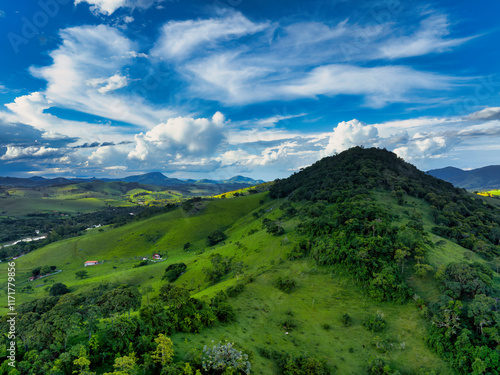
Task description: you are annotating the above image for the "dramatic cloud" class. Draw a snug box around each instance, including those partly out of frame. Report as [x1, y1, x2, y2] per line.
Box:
[1, 146, 64, 161]
[180, 11, 459, 107]
[128, 112, 227, 162]
[30, 25, 175, 128]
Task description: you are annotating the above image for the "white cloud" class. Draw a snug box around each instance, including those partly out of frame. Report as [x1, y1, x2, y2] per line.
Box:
[1, 146, 62, 161]
[88, 144, 129, 165]
[377, 14, 474, 59]
[169, 11, 468, 107]
[323, 119, 379, 155]
[128, 112, 227, 162]
[152, 10, 269, 59]
[74, 0, 165, 15]
[467, 107, 500, 121]
[189, 57, 453, 106]
[1, 91, 130, 144]
[26, 25, 175, 130]
[393, 134, 458, 161]
[87, 73, 129, 94]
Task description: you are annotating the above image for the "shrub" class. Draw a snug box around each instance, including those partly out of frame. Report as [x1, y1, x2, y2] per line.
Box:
[202, 341, 251, 375]
[162, 262, 187, 282]
[363, 313, 387, 333]
[210, 292, 236, 323]
[207, 230, 227, 246]
[275, 276, 297, 293]
[341, 313, 352, 327]
[367, 356, 393, 375]
[133, 260, 149, 268]
[247, 228, 258, 236]
[49, 283, 70, 296]
[203, 254, 233, 284]
[226, 282, 245, 297]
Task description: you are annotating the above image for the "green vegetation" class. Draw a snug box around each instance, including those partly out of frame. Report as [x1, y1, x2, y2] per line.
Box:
[1, 147, 500, 374]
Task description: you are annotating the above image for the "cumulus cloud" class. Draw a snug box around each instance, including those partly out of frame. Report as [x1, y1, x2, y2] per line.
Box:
[393, 134, 459, 161]
[152, 10, 269, 59]
[87, 73, 129, 94]
[128, 112, 227, 162]
[323, 119, 379, 155]
[1, 146, 63, 161]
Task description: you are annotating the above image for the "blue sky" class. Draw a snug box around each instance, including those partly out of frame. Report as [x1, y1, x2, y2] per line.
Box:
[0, 0, 499, 180]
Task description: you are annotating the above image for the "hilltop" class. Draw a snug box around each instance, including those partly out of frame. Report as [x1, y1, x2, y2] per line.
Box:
[428, 164, 500, 191]
[1, 147, 499, 375]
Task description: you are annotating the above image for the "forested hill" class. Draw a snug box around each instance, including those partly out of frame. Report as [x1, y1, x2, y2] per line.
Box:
[270, 146, 456, 201]
[271, 146, 500, 257]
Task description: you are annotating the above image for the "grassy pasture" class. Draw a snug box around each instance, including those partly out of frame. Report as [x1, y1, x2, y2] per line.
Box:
[0, 190, 474, 373]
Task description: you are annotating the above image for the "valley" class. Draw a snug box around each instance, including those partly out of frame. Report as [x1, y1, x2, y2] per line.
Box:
[0, 148, 499, 375]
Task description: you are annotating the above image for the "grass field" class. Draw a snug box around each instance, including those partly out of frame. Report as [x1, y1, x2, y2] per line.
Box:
[2, 190, 488, 373]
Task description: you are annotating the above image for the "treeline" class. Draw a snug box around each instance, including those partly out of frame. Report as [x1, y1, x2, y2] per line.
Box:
[0, 204, 178, 261]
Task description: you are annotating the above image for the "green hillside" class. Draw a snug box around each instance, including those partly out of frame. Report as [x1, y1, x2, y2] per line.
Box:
[1, 147, 499, 375]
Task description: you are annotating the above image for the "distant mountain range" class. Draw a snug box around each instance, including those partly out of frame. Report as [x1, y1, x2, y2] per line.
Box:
[0, 172, 265, 188]
[427, 165, 500, 191]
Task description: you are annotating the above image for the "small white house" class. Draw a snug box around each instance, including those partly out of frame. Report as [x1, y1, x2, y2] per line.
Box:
[153, 254, 161, 260]
[84, 260, 99, 267]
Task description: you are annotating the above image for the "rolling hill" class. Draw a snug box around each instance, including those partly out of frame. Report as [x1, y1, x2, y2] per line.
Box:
[1, 147, 499, 375]
[0, 172, 265, 189]
[428, 164, 500, 191]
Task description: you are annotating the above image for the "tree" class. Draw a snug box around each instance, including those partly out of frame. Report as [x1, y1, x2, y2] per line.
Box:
[113, 353, 137, 374]
[32, 266, 42, 277]
[75, 270, 89, 279]
[203, 254, 232, 284]
[468, 294, 497, 335]
[206, 230, 227, 246]
[98, 285, 141, 319]
[162, 263, 187, 282]
[73, 346, 93, 375]
[202, 341, 250, 375]
[151, 334, 174, 368]
[491, 257, 500, 274]
[49, 283, 70, 296]
[41, 265, 52, 275]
